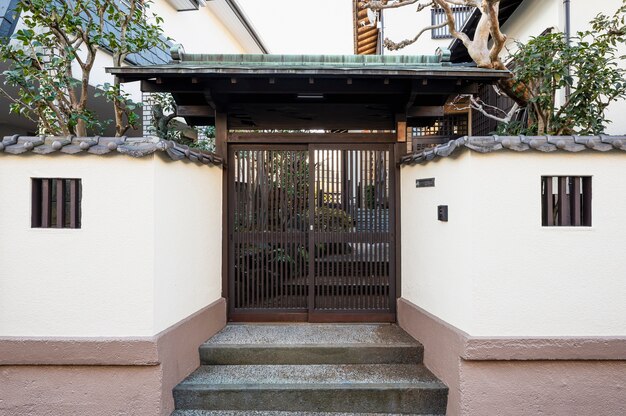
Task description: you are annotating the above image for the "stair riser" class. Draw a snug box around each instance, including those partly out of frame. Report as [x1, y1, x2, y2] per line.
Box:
[200, 346, 423, 365]
[174, 386, 448, 415]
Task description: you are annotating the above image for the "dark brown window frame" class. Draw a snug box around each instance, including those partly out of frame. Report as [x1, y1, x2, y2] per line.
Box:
[541, 176, 592, 227]
[31, 178, 82, 229]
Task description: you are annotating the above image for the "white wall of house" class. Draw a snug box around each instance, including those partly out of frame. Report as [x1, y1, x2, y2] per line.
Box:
[380, 6, 451, 56]
[153, 1, 250, 54]
[401, 150, 626, 337]
[0, 154, 223, 337]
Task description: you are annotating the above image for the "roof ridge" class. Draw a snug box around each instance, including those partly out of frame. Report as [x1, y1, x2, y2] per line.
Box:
[401, 135, 626, 165]
[0, 135, 222, 167]
[168, 44, 448, 65]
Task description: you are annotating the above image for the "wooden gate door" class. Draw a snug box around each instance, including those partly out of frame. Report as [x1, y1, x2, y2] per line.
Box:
[229, 144, 395, 322]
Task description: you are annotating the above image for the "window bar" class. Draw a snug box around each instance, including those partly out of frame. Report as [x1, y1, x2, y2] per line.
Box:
[557, 177, 570, 226]
[582, 177, 592, 227]
[570, 177, 581, 226]
[542, 176, 554, 226]
[56, 179, 65, 228]
[31, 179, 42, 228]
[41, 179, 52, 228]
[69, 179, 80, 229]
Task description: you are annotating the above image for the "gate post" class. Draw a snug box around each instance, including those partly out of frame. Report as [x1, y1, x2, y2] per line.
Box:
[216, 112, 229, 306]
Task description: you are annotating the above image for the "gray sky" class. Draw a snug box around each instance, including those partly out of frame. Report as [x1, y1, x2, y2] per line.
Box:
[237, 0, 354, 54]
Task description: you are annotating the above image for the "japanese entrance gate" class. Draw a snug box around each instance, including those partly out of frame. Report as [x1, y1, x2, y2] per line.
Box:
[110, 52, 509, 322]
[229, 143, 396, 322]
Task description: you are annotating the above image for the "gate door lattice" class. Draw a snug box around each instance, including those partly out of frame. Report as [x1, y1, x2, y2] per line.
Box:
[229, 144, 395, 322]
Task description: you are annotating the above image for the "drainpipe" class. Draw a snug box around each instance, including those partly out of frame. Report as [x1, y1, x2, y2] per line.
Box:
[564, 0, 571, 99]
[378, 10, 385, 55]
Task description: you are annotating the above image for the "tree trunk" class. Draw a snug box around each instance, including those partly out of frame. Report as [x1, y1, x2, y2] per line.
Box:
[75, 119, 87, 137]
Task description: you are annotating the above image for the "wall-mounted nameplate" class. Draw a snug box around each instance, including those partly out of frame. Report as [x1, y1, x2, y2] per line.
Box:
[416, 178, 435, 188]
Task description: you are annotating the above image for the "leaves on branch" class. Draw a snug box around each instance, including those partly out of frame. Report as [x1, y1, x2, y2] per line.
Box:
[0, 0, 167, 136]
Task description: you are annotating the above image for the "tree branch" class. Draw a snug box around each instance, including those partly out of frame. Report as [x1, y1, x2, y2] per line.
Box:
[360, 0, 421, 11]
[0, 87, 39, 124]
[454, 94, 521, 123]
[384, 21, 447, 50]
[487, 0, 507, 68]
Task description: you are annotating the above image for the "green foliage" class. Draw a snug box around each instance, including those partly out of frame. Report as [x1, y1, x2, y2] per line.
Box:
[94, 82, 141, 132]
[148, 92, 216, 151]
[0, 0, 166, 136]
[311, 207, 353, 233]
[364, 184, 376, 209]
[504, 2, 626, 135]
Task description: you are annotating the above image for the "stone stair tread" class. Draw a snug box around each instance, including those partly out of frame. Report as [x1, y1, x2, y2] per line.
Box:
[172, 411, 443, 416]
[176, 364, 445, 388]
[203, 324, 419, 346]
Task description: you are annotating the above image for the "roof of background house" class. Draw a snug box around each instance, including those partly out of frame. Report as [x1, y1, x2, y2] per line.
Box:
[0, 135, 222, 166]
[224, 0, 269, 53]
[401, 135, 626, 165]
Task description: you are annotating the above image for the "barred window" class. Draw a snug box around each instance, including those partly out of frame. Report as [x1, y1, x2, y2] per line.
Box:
[410, 114, 469, 153]
[541, 176, 592, 227]
[32, 178, 82, 229]
[431, 6, 474, 39]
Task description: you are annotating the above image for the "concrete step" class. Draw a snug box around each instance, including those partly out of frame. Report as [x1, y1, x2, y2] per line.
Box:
[200, 324, 423, 365]
[172, 411, 444, 416]
[173, 364, 448, 415]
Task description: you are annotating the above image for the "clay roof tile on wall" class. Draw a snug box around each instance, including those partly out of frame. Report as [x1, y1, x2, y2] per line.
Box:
[401, 135, 626, 165]
[0, 135, 222, 166]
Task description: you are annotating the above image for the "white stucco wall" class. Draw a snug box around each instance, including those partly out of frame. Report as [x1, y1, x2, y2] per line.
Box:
[0, 153, 223, 337]
[153, 157, 223, 333]
[401, 151, 626, 336]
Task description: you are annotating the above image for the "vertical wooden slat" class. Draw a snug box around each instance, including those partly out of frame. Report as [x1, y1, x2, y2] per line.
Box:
[324, 149, 329, 310]
[308, 146, 316, 314]
[69, 180, 78, 229]
[542, 176, 554, 226]
[31, 179, 42, 228]
[365, 150, 371, 311]
[248, 152, 252, 305]
[56, 179, 65, 228]
[583, 177, 592, 227]
[41, 179, 52, 228]
[259, 151, 265, 308]
[558, 176, 570, 226]
[232, 150, 237, 310]
[570, 177, 581, 226]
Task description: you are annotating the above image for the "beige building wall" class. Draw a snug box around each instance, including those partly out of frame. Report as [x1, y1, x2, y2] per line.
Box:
[0, 153, 223, 337]
[153, 1, 251, 54]
[401, 151, 626, 337]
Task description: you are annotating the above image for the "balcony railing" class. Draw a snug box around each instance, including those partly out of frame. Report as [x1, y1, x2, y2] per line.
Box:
[431, 6, 474, 39]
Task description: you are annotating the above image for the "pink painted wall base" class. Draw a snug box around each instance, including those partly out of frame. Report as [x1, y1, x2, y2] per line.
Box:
[398, 298, 626, 416]
[0, 298, 227, 416]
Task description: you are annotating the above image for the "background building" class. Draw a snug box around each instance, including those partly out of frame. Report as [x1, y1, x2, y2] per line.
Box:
[0, 0, 267, 137]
